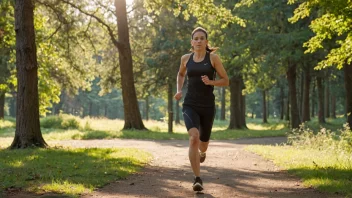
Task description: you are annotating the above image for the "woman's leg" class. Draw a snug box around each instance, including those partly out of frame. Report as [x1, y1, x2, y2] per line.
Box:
[199, 141, 209, 153]
[188, 127, 201, 176]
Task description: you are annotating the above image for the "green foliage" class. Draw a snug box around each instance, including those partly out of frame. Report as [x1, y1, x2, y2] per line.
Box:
[287, 122, 352, 152]
[289, 0, 352, 69]
[0, 118, 14, 129]
[0, 147, 151, 196]
[41, 114, 80, 130]
[0, 0, 15, 93]
[144, 0, 246, 27]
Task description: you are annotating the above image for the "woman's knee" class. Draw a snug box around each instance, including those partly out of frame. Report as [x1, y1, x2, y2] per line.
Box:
[188, 128, 200, 146]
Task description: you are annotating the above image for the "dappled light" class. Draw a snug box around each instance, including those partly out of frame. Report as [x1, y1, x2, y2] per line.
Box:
[0, 147, 151, 196]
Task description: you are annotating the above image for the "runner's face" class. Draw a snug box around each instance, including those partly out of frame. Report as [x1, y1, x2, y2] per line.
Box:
[191, 31, 208, 51]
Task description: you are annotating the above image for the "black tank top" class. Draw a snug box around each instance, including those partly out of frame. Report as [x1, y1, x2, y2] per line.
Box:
[184, 52, 216, 107]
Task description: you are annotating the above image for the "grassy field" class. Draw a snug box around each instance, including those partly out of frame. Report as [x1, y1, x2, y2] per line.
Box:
[0, 115, 292, 145]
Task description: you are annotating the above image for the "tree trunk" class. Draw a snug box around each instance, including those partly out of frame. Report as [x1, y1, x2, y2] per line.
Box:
[344, 63, 352, 129]
[228, 76, 242, 129]
[286, 90, 290, 121]
[240, 94, 247, 128]
[325, 78, 330, 118]
[317, 76, 326, 123]
[89, 101, 93, 117]
[220, 87, 226, 120]
[280, 86, 284, 120]
[302, 69, 311, 122]
[145, 97, 149, 121]
[167, 82, 173, 133]
[311, 78, 315, 118]
[175, 100, 180, 124]
[299, 71, 304, 117]
[10, 0, 47, 149]
[115, 0, 145, 130]
[104, 103, 108, 117]
[286, 63, 301, 128]
[0, 92, 4, 119]
[267, 95, 270, 118]
[331, 95, 336, 119]
[262, 90, 268, 123]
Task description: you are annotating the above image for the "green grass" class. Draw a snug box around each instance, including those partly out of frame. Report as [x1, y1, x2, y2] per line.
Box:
[0, 116, 289, 142]
[0, 147, 151, 197]
[246, 145, 352, 196]
[304, 117, 347, 133]
[1, 116, 348, 143]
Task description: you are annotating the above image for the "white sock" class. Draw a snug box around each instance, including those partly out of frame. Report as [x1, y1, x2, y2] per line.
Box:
[200, 151, 206, 157]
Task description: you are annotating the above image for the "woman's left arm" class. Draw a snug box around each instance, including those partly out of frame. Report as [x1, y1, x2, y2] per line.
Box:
[202, 54, 229, 86]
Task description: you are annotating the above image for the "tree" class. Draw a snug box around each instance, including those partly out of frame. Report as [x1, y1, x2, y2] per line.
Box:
[114, 0, 145, 129]
[58, 0, 145, 129]
[10, 0, 47, 148]
[289, 0, 352, 128]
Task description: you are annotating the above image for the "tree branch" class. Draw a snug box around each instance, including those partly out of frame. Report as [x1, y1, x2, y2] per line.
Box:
[58, 0, 123, 51]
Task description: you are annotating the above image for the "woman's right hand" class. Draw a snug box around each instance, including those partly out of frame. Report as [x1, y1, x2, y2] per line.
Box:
[174, 91, 182, 100]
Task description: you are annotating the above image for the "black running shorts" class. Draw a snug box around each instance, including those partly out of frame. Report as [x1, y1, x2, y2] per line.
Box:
[182, 104, 216, 142]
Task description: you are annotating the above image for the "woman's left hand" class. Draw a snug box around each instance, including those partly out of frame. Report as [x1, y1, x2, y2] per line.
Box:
[201, 75, 213, 85]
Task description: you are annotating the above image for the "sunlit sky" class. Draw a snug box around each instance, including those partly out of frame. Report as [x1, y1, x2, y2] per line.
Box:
[126, 0, 134, 6]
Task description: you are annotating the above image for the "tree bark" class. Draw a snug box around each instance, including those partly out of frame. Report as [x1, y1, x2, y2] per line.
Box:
[228, 76, 242, 129]
[10, 0, 47, 148]
[89, 101, 93, 117]
[167, 82, 173, 133]
[299, 71, 304, 117]
[344, 63, 352, 129]
[240, 94, 247, 128]
[104, 103, 108, 117]
[331, 95, 336, 119]
[311, 78, 315, 118]
[302, 69, 311, 122]
[286, 90, 290, 121]
[0, 92, 4, 119]
[286, 63, 301, 128]
[262, 90, 268, 123]
[280, 86, 284, 120]
[115, 0, 145, 130]
[325, 78, 330, 118]
[145, 97, 149, 121]
[317, 76, 326, 123]
[220, 87, 226, 120]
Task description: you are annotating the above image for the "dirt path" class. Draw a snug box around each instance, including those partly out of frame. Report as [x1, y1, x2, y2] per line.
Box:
[4, 137, 342, 198]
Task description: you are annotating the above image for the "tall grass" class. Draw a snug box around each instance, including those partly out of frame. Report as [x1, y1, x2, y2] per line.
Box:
[287, 122, 352, 152]
[247, 121, 352, 196]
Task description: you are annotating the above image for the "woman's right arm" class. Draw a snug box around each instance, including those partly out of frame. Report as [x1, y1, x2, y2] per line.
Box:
[174, 55, 188, 100]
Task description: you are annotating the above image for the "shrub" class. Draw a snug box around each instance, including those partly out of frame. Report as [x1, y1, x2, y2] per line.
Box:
[41, 114, 80, 129]
[287, 122, 352, 152]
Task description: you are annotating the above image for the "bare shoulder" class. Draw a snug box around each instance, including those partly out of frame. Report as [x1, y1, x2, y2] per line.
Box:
[181, 53, 192, 61]
[210, 53, 221, 68]
[210, 53, 220, 61]
[181, 53, 192, 66]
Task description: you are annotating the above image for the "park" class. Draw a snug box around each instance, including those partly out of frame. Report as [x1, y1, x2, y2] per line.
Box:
[0, 0, 351, 197]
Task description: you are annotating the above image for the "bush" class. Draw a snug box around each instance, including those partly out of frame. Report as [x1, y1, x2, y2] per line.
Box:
[41, 114, 80, 129]
[287, 122, 352, 152]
